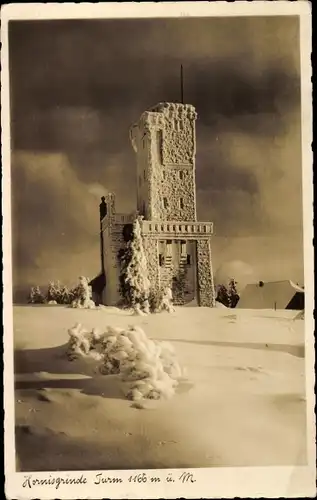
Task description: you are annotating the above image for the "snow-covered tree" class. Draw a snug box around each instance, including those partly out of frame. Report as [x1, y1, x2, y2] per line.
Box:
[124, 218, 150, 313]
[227, 278, 240, 308]
[71, 276, 95, 309]
[46, 280, 72, 304]
[216, 284, 230, 308]
[118, 246, 133, 306]
[47, 281, 60, 303]
[216, 278, 240, 308]
[28, 285, 46, 304]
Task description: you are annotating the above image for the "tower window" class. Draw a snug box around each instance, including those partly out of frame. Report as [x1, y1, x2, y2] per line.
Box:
[163, 197, 168, 209]
[179, 171, 184, 180]
[180, 197, 184, 209]
[157, 130, 163, 163]
[166, 241, 172, 257]
[163, 170, 166, 180]
[144, 170, 146, 181]
[159, 254, 165, 267]
[187, 254, 191, 265]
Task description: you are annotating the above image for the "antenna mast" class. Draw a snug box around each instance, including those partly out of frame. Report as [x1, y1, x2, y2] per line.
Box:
[180, 64, 184, 104]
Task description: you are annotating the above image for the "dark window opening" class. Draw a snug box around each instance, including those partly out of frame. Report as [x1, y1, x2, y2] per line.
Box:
[122, 224, 133, 243]
[179, 171, 184, 180]
[180, 197, 184, 209]
[157, 130, 163, 164]
[144, 170, 146, 181]
[163, 197, 168, 209]
[159, 254, 165, 267]
[187, 254, 191, 265]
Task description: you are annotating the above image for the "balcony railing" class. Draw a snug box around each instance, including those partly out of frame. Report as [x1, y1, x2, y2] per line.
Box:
[141, 220, 213, 237]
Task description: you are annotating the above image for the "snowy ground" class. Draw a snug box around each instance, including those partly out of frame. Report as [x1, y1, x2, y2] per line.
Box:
[13, 305, 307, 471]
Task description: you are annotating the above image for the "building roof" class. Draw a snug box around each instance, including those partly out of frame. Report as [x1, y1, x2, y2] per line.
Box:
[237, 280, 304, 310]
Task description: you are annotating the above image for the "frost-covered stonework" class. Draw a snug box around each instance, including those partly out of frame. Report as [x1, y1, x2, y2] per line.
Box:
[197, 239, 216, 307]
[67, 323, 183, 401]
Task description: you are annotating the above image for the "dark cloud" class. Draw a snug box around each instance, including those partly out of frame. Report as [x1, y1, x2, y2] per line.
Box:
[8, 16, 303, 291]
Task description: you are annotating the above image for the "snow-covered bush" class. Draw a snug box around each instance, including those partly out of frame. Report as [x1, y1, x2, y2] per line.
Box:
[66, 323, 183, 401]
[148, 286, 175, 313]
[216, 278, 240, 308]
[71, 276, 95, 309]
[28, 286, 46, 304]
[159, 286, 175, 313]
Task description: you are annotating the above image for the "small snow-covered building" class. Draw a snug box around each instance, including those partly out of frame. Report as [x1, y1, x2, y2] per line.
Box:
[236, 280, 305, 310]
[91, 102, 216, 307]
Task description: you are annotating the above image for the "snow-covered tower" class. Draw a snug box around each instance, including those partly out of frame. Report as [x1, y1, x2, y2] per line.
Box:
[94, 102, 216, 307]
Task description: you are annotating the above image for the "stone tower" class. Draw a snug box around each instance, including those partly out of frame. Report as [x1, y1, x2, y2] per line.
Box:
[93, 102, 215, 308]
[130, 102, 197, 222]
[129, 102, 216, 307]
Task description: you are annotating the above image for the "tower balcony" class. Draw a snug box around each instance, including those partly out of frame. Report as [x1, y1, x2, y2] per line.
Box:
[141, 220, 213, 239]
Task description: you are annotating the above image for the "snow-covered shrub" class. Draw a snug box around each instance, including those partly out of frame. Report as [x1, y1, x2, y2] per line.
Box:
[216, 278, 240, 308]
[148, 289, 162, 313]
[159, 286, 175, 313]
[71, 276, 95, 309]
[28, 286, 46, 304]
[149, 286, 175, 313]
[66, 323, 183, 401]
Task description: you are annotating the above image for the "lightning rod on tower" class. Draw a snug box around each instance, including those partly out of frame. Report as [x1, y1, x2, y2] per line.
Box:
[180, 64, 184, 104]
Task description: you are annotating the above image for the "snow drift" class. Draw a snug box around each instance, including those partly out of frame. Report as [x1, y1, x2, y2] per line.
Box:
[66, 323, 183, 401]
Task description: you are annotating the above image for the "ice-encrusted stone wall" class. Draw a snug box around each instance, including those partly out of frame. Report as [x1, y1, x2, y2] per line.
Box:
[197, 239, 216, 307]
[130, 102, 197, 222]
[158, 167, 196, 221]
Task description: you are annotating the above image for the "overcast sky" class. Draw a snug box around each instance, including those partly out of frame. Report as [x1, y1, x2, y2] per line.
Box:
[9, 16, 304, 292]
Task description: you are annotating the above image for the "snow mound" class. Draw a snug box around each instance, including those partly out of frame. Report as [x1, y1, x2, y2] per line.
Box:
[66, 323, 183, 401]
[293, 310, 304, 320]
[215, 300, 228, 309]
